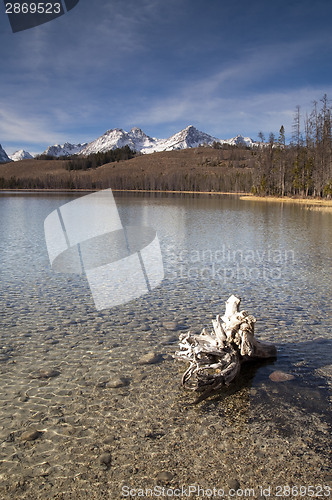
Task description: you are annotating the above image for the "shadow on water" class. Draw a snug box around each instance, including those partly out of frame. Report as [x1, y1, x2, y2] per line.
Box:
[192, 357, 275, 405]
[194, 338, 332, 432]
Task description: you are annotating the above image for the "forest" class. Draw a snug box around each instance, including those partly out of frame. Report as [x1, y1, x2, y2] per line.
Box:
[65, 145, 136, 170]
[252, 95, 332, 197]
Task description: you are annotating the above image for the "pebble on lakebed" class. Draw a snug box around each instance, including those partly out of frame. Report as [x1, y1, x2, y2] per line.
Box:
[31, 368, 60, 379]
[137, 352, 163, 365]
[20, 429, 43, 441]
[227, 478, 241, 490]
[99, 452, 112, 468]
[269, 370, 295, 382]
[106, 377, 129, 388]
[156, 471, 173, 482]
[162, 321, 179, 331]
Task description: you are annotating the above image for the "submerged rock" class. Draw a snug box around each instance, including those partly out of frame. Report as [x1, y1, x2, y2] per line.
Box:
[21, 429, 43, 441]
[106, 377, 129, 388]
[99, 452, 112, 467]
[31, 369, 60, 379]
[137, 352, 163, 365]
[269, 370, 295, 382]
[163, 321, 179, 331]
[227, 478, 241, 490]
[156, 471, 173, 482]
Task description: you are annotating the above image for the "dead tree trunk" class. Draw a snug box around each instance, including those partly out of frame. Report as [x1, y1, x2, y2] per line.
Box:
[174, 295, 277, 393]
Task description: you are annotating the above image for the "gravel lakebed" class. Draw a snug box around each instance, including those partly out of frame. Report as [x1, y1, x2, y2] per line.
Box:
[0, 290, 331, 499]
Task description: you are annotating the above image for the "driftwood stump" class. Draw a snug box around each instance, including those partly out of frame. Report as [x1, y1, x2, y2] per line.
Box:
[174, 295, 277, 394]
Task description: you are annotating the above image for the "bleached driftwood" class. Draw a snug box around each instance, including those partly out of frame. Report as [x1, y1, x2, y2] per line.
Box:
[174, 295, 277, 393]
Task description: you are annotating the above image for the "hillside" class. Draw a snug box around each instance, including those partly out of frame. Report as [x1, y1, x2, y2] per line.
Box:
[0, 147, 255, 192]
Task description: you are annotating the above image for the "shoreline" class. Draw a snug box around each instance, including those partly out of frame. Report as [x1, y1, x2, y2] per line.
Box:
[239, 194, 332, 210]
[0, 188, 244, 194]
[1, 188, 332, 209]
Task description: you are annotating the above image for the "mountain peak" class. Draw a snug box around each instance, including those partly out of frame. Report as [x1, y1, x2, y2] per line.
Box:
[221, 134, 256, 147]
[43, 142, 87, 157]
[185, 125, 197, 131]
[130, 126, 144, 133]
[163, 126, 218, 150]
[9, 149, 33, 161]
[129, 127, 151, 140]
[0, 144, 12, 163]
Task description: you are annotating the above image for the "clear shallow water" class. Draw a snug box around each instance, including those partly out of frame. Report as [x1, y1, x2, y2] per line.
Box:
[0, 191, 331, 499]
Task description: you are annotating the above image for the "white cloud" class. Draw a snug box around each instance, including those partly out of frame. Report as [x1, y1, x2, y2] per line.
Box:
[130, 85, 332, 140]
[0, 106, 68, 145]
[128, 40, 332, 139]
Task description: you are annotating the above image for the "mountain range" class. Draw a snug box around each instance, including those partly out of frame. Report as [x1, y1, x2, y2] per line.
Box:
[45, 126, 258, 157]
[1, 126, 259, 162]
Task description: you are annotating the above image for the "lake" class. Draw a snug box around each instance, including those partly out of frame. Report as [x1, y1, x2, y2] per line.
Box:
[0, 191, 331, 498]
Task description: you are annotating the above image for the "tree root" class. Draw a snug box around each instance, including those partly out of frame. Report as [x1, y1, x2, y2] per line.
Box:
[174, 295, 277, 393]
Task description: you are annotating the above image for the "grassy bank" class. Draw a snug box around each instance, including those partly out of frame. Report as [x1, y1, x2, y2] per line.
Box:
[240, 194, 332, 211]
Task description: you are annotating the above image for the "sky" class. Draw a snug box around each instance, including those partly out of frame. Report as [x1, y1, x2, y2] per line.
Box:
[1, 0, 332, 155]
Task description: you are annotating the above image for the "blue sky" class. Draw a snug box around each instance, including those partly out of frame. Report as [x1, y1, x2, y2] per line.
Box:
[1, 0, 332, 154]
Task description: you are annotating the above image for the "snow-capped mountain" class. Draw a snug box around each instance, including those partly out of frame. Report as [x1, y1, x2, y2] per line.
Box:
[142, 125, 218, 153]
[43, 142, 87, 157]
[0, 144, 12, 163]
[41, 127, 259, 158]
[162, 125, 218, 150]
[220, 135, 257, 148]
[9, 149, 33, 161]
[80, 125, 218, 156]
[80, 127, 156, 156]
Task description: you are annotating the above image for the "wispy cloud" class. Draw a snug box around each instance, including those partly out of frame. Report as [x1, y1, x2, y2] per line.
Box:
[130, 84, 332, 140]
[0, 106, 71, 146]
[128, 39, 332, 139]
